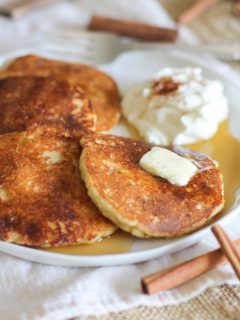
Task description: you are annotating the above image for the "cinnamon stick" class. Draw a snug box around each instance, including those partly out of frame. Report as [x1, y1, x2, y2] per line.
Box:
[212, 225, 240, 279]
[141, 239, 240, 295]
[88, 15, 178, 42]
[232, 0, 240, 17]
[177, 0, 220, 25]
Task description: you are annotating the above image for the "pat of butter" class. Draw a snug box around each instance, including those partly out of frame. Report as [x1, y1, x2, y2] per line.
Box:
[139, 147, 198, 186]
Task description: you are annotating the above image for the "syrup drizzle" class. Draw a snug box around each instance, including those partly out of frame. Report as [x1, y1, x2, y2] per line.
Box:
[44, 121, 240, 256]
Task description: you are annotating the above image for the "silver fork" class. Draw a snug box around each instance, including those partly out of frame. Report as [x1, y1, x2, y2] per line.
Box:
[34, 28, 240, 65]
[34, 29, 128, 64]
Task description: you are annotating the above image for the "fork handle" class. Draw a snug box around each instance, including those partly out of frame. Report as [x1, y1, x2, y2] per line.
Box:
[131, 42, 240, 61]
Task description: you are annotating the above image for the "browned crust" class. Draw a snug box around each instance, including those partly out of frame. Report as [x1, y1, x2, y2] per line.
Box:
[0, 127, 116, 247]
[80, 134, 224, 238]
[4, 55, 121, 132]
[0, 75, 96, 138]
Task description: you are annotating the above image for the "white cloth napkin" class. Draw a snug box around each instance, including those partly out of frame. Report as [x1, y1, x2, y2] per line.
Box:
[0, 1, 239, 320]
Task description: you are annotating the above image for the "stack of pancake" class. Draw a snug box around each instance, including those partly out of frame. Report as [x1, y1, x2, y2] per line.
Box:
[0, 55, 224, 248]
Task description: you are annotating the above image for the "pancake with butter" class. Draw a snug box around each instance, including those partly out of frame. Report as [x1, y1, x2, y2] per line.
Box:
[0, 126, 116, 247]
[80, 134, 224, 237]
[4, 55, 120, 132]
[0, 76, 96, 138]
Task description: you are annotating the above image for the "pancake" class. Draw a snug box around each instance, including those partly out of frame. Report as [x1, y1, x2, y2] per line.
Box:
[80, 134, 224, 238]
[0, 75, 96, 138]
[0, 126, 116, 247]
[4, 55, 121, 132]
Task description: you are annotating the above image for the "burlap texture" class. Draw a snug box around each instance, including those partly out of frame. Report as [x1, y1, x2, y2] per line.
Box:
[83, 285, 240, 320]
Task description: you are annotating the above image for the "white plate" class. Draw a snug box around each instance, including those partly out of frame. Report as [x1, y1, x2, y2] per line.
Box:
[0, 48, 240, 267]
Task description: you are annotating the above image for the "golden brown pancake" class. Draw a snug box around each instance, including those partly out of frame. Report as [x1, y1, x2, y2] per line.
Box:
[80, 134, 224, 238]
[4, 55, 121, 132]
[0, 126, 116, 247]
[0, 75, 96, 138]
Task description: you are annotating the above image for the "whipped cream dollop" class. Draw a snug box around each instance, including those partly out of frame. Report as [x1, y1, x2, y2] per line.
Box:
[122, 67, 228, 146]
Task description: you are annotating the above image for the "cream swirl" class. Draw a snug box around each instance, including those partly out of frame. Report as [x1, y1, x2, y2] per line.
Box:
[122, 67, 228, 146]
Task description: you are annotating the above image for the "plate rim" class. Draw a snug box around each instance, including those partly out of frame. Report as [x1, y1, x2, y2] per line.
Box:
[0, 47, 239, 267]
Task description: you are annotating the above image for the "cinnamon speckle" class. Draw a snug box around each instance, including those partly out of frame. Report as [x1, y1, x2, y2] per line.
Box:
[152, 77, 179, 95]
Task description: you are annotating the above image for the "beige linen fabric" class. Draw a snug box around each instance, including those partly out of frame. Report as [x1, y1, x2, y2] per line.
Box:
[164, 0, 240, 74]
